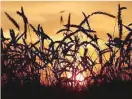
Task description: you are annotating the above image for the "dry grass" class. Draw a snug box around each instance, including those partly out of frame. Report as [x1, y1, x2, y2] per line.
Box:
[1, 4, 132, 89]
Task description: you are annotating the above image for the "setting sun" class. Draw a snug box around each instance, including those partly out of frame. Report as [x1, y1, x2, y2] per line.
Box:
[1, 1, 132, 99]
[76, 73, 84, 82]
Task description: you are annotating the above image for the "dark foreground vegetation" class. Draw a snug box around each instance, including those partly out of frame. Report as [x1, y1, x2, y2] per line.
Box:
[1, 4, 132, 99]
[2, 80, 132, 99]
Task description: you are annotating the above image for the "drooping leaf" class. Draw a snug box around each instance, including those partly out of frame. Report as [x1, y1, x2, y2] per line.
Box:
[123, 24, 132, 32]
[5, 12, 20, 30]
[107, 33, 112, 39]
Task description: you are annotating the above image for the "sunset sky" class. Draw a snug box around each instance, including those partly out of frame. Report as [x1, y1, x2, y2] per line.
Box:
[1, 1, 132, 86]
[1, 1, 132, 42]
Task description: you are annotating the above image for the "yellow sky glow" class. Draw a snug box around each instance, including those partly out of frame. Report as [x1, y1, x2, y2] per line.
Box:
[1, 1, 132, 86]
[1, 1, 132, 42]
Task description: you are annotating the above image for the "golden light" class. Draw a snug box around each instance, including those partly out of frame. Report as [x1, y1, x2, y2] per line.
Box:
[76, 73, 84, 82]
[66, 72, 85, 82]
[67, 72, 72, 78]
[66, 72, 86, 88]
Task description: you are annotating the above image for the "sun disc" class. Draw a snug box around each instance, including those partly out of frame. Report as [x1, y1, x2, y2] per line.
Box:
[76, 73, 84, 81]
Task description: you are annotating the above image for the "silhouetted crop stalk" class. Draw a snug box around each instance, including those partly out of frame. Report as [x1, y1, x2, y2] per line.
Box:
[1, 4, 132, 88]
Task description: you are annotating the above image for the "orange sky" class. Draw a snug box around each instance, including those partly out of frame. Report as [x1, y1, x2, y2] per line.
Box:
[1, 1, 132, 42]
[1, 1, 132, 85]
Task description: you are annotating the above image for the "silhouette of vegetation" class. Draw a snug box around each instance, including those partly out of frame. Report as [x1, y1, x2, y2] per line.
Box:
[1, 4, 132, 99]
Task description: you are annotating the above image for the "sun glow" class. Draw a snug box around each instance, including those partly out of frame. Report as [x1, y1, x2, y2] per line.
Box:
[76, 73, 84, 82]
[67, 72, 85, 82]
[65, 72, 86, 88]
[67, 72, 72, 78]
